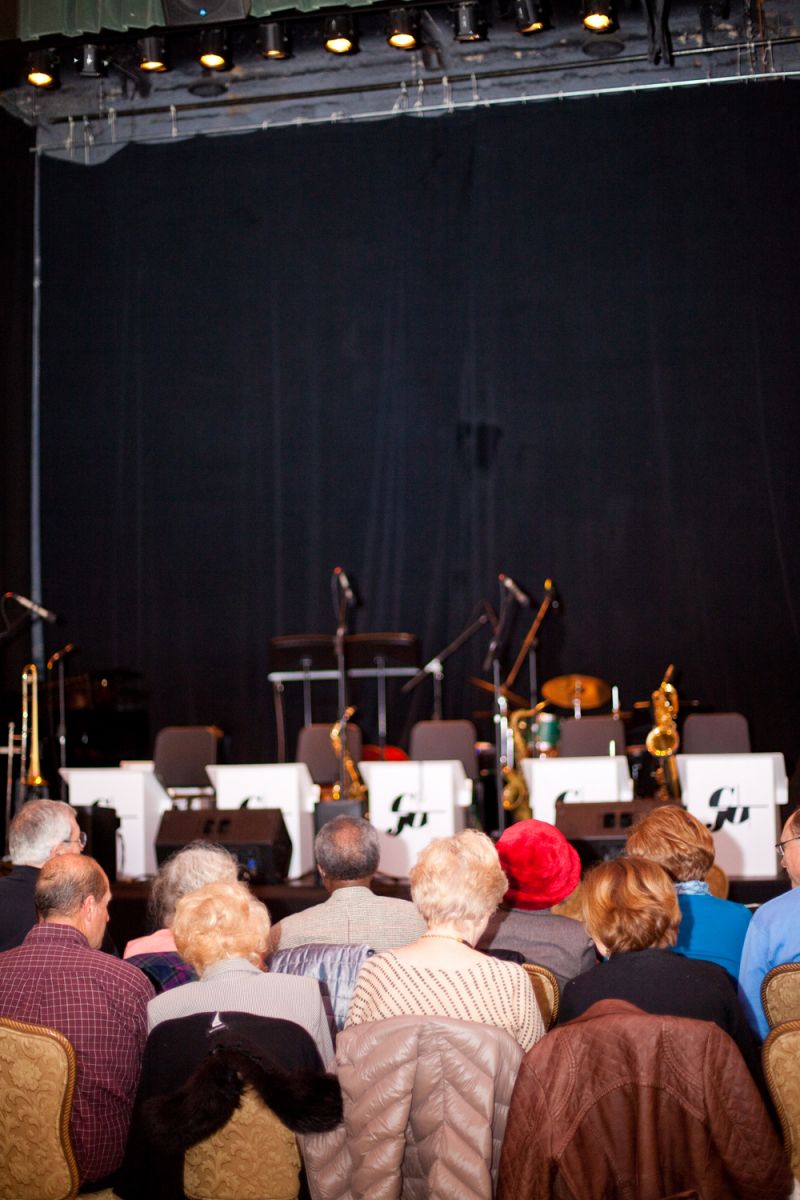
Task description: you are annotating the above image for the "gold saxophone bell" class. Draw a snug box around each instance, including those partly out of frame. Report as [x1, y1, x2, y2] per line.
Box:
[646, 665, 681, 801]
[21, 663, 48, 795]
[329, 706, 368, 803]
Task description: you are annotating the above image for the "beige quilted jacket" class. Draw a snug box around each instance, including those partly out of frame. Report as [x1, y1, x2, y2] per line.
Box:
[302, 1014, 524, 1200]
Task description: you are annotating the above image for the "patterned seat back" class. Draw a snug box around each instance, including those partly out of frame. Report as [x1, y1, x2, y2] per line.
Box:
[184, 1085, 301, 1200]
[522, 962, 560, 1029]
[763, 1019, 800, 1180]
[763, 963, 800, 1030]
[0, 1017, 78, 1200]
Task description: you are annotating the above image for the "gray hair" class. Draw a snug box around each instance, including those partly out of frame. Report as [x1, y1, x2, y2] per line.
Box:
[10, 800, 76, 867]
[150, 840, 239, 929]
[315, 816, 379, 880]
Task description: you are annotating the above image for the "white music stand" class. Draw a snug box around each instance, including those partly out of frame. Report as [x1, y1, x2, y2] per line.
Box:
[207, 763, 318, 880]
[359, 760, 471, 879]
[678, 752, 786, 878]
[523, 756, 634, 828]
[60, 766, 172, 878]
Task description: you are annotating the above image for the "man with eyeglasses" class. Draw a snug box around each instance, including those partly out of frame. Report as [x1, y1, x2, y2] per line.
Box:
[738, 809, 800, 1039]
[0, 798, 87, 952]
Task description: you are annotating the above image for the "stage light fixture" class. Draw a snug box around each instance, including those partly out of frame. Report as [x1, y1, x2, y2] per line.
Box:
[138, 36, 169, 71]
[453, 1, 487, 42]
[514, 0, 549, 32]
[387, 9, 419, 48]
[324, 14, 358, 53]
[75, 43, 109, 76]
[198, 28, 231, 69]
[26, 47, 59, 88]
[258, 21, 291, 58]
[582, 0, 615, 30]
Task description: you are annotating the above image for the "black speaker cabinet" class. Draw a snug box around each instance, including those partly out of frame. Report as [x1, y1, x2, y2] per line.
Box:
[162, 0, 249, 25]
[313, 799, 366, 835]
[155, 809, 292, 884]
[74, 804, 120, 883]
[555, 799, 665, 871]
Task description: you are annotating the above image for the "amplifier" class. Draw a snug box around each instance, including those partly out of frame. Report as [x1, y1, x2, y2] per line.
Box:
[155, 808, 292, 884]
[555, 799, 665, 871]
[74, 804, 119, 883]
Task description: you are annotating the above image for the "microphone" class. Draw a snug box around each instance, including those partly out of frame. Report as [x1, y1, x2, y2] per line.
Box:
[334, 567, 355, 603]
[499, 574, 531, 608]
[4, 592, 58, 623]
[544, 578, 561, 610]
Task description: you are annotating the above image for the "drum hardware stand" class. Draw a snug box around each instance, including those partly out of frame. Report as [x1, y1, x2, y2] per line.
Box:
[401, 601, 496, 720]
[46, 643, 76, 799]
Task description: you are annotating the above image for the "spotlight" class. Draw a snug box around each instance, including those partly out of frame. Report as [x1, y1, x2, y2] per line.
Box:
[138, 36, 169, 72]
[453, 1, 487, 42]
[324, 14, 358, 54]
[514, 0, 550, 32]
[198, 28, 231, 70]
[387, 9, 419, 48]
[258, 21, 291, 59]
[26, 47, 59, 88]
[74, 43, 109, 76]
[582, 0, 615, 30]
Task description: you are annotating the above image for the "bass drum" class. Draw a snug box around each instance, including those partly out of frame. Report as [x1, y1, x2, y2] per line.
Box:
[533, 711, 560, 756]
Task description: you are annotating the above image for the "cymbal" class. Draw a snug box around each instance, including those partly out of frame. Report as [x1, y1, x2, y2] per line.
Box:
[541, 674, 611, 711]
[468, 676, 530, 710]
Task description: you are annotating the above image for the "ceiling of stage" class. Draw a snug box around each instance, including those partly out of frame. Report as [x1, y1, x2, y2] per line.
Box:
[1, 0, 800, 157]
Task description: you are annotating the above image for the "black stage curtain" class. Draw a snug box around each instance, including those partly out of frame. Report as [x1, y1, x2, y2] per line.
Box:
[0, 110, 34, 692]
[35, 83, 800, 770]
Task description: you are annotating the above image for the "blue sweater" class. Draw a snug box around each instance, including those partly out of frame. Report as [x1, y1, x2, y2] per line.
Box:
[672, 891, 752, 980]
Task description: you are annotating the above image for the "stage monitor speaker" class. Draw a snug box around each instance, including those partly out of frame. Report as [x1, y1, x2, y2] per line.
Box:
[162, 0, 249, 25]
[313, 799, 366, 836]
[74, 804, 119, 883]
[155, 808, 292, 884]
[555, 799, 665, 871]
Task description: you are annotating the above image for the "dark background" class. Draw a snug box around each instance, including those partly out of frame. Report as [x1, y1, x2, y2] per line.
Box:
[2, 82, 800, 775]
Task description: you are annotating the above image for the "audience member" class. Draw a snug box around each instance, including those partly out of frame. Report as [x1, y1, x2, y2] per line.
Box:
[626, 804, 751, 978]
[267, 815, 426, 954]
[739, 808, 800, 1038]
[558, 856, 762, 1082]
[478, 818, 595, 987]
[123, 840, 238, 992]
[0, 855, 153, 1189]
[147, 879, 334, 1064]
[0, 799, 86, 951]
[345, 830, 544, 1051]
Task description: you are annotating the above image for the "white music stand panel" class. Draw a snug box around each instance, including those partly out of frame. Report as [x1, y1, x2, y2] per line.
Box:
[60, 767, 172, 878]
[359, 760, 470, 879]
[207, 763, 318, 880]
[523, 756, 634, 828]
[678, 753, 785, 879]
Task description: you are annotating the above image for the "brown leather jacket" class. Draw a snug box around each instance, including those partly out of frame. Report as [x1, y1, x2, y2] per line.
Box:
[498, 999, 792, 1200]
[303, 1014, 523, 1200]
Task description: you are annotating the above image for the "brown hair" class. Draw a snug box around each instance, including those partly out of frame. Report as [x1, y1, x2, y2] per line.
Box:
[625, 805, 714, 882]
[173, 880, 270, 974]
[35, 855, 108, 921]
[581, 856, 680, 955]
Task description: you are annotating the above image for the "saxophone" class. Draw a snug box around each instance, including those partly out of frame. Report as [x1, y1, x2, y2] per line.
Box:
[502, 702, 549, 822]
[329, 706, 368, 803]
[645, 664, 681, 802]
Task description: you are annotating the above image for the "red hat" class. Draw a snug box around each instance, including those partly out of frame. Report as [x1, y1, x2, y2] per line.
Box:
[496, 819, 581, 911]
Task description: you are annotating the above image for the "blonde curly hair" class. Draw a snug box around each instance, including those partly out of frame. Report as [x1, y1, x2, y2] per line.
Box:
[173, 879, 270, 974]
[410, 830, 507, 928]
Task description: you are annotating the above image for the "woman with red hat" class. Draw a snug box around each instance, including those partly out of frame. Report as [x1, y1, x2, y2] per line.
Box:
[478, 819, 596, 988]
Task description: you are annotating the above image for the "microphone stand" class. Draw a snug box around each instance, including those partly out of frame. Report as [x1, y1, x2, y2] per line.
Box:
[484, 589, 516, 833]
[47, 643, 75, 799]
[401, 603, 495, 720]
[504, 585, 556, 708]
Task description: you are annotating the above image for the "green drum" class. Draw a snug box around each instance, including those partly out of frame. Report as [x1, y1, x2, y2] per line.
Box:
[534, 711, 560, 756]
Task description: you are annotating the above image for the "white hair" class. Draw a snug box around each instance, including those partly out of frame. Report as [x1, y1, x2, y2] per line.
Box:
[150, 841, 239, 929]
[9, 800, 76, 867]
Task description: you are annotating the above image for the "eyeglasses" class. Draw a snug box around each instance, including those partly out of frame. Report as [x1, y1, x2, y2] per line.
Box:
[775, 835, 800, 858]
[63, 831, 88, 849]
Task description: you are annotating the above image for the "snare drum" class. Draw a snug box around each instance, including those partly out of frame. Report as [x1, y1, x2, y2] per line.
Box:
[534, 711, 560, 756]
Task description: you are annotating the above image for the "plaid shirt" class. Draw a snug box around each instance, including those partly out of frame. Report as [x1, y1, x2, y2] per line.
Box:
[0, 923, 154, 1184]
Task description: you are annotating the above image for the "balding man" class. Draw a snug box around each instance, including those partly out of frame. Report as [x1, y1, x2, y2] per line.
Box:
[0, 799, 86, 952]
[0, 855, 154, 1189]
[267, 815, 426, 954]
